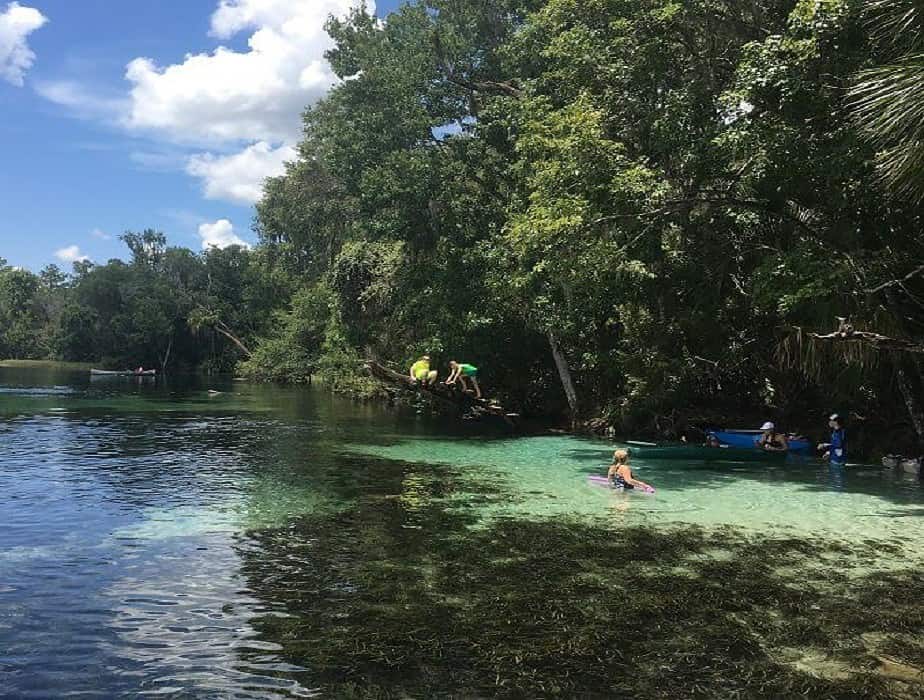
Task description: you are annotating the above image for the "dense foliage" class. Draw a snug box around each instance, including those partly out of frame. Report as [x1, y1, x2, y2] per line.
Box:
[3, 0, 924, 453]
[0, 233, 286, 373]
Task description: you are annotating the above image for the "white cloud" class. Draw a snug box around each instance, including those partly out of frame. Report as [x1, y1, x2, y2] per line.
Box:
[38, 0, 373, 207]
[55, 245, 90, 263]
[90, 228, 111, 240]
[34, 79, 127, 120]
[0, 2, 47, 86]
[198, 219, 250, 250]
[187, 141, 295, 205]
[122, 0, 369, 145]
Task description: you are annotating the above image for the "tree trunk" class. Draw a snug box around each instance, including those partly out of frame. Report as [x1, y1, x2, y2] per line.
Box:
[548, 330, 579, 426]
[215, 321, 252, 358]
[896, 364, 924, 447]
[160, 334, 173, 374]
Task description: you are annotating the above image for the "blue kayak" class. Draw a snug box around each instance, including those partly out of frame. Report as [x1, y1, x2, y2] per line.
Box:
[709, 429, 810, 453]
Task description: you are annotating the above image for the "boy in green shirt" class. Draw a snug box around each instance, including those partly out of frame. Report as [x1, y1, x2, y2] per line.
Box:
[446, 360, 481, 399]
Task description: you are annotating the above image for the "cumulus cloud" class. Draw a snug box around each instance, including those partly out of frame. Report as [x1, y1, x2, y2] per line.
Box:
[55, 245, 90, 263]
[123, 0, 368, 145]
[38, 0, 371, 206]
[0, 2, 47, 86]
[198, 219, 250, 250]
[90, 228, 111, 240]
[187, 141, 295, 205]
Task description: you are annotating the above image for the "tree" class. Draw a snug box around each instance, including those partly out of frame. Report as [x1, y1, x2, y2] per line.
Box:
[849, 0, 924, 201]
[0, 266, 47, 358]
[121, 229, 168, 270]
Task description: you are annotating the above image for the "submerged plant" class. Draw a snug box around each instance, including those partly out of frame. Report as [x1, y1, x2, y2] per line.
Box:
[233, 456, 923, 699]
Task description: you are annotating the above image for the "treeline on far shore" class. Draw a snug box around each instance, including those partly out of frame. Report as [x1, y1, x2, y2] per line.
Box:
[4, 0, 924, 456]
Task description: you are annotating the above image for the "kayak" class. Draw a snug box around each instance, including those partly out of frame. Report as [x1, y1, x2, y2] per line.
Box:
[627, 440, 788, 463]
[709, 429, 810, 453]
[90, 369, 157, 377]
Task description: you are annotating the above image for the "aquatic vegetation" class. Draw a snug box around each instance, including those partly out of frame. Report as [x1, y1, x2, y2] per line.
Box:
[3, 370, 921, 698]
[238, 465, 923, 698]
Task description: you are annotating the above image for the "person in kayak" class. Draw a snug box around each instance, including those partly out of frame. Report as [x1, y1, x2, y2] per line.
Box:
[818, 414, 847, 465]
[409, 355, 437, 386]
[608, 449, 654, 492]
[756, 422, 789, 452]
[446, 360, 482, 399]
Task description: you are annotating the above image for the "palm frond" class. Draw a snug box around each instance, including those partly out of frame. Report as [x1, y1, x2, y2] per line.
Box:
[848, 54, 924, 201]
[777, 326, 879, 380]
[865, 0, 924, 53]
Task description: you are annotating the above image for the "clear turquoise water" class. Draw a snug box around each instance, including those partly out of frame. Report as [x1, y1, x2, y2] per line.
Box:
[1, 367, 921, 697]
[348, 435, 924, 548]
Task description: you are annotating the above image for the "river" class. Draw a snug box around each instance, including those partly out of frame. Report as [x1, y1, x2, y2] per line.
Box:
[1, 367, 922, 698]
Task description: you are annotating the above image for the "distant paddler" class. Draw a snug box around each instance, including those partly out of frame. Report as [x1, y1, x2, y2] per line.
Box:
[446, 360, 481, 399]
[409, 355, 438, 386]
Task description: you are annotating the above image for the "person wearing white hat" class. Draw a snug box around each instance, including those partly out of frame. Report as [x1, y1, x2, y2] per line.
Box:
[756, 421, 789, 452]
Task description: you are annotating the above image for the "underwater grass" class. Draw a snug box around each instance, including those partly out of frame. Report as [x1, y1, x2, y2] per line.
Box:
[234, 458, 923, 699]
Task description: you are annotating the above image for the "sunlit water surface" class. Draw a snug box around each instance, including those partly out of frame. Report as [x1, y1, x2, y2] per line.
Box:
[1, 367, 921, 697]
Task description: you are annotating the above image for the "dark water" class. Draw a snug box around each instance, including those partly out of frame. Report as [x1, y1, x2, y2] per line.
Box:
[1, 367, 922, 699]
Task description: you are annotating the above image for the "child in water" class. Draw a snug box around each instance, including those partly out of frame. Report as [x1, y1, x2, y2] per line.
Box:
[608, 449, 654, 492]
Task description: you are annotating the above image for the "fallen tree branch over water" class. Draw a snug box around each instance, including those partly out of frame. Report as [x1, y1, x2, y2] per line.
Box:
[363, 360, 520, 427]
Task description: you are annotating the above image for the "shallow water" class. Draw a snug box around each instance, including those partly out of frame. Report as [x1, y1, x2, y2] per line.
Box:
[350, 435, 924, 546]
[1, 367, 922, 698]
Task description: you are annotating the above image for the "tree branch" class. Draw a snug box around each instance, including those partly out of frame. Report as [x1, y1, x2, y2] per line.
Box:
[363, 360, 519, 424]
[594, 196, 821, 237]
[432, 30, 522, 99]
[215, 320, 252, 357]
[867, 263, 924, 295]
[809, 324, 924, 354]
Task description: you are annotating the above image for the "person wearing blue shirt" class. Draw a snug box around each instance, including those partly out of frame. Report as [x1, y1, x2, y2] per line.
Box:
[818, 414, 847, 465]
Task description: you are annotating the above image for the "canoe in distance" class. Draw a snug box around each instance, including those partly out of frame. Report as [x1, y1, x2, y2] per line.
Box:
[627, 440, 788, 463]
[708, 429, 810, 453]
[90, 369, 157, 377]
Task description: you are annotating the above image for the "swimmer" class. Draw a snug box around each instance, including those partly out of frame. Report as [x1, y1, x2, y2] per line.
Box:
[607, 449, 654, 492]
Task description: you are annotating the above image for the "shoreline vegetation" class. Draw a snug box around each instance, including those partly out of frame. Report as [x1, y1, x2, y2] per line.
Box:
[3, 0, 924, 457]
[0, 359, 93, 370]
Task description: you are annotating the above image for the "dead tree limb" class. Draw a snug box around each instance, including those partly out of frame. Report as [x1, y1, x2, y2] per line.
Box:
[809, 321, 924, 354]
[363, 360, 519, 426]
[867, 264, 924, 295]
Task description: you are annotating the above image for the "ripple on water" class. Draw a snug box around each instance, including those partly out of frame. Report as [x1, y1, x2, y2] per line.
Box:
[101, 534, 317, 698]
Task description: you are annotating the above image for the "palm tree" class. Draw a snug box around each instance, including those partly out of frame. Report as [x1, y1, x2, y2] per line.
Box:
[848, 0, 924, 201]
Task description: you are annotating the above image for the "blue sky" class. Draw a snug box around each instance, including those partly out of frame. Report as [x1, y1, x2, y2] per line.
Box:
[0, 0, 401, 271]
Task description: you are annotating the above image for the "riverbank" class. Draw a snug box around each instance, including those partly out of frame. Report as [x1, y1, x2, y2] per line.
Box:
[340, 368, 900, 460]
[0, 359, 93, 370]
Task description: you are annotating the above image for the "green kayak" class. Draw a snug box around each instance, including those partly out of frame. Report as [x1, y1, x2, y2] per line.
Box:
[626, 441, 788, 463]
